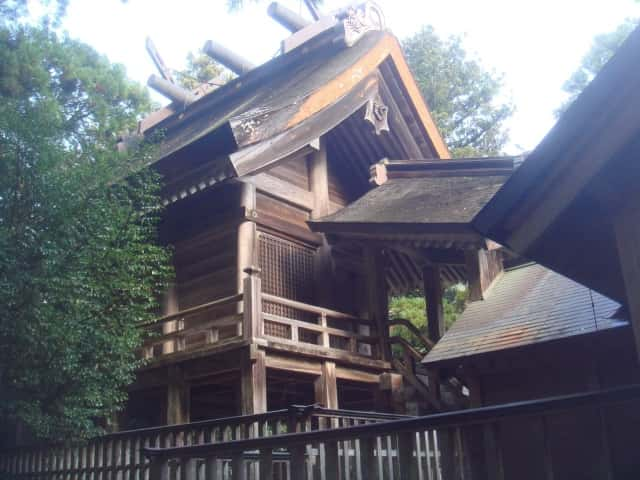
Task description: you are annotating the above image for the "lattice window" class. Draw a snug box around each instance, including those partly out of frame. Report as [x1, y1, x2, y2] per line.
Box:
[264, 320, 292, 339]
[329, 335, 351, 351]
[259, 232, 316, 322]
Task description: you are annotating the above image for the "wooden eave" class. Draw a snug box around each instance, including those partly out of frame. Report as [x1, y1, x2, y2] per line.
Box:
[472, 25, 640, 303]
[142, 30, 449, 194]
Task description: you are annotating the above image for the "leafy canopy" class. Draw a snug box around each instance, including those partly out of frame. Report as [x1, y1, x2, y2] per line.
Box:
[0, 25, 172, 441]
[389, 286, 468, 353]
[175, 50, 230, 91]
[403, 26, 513, 157]
[557, 18, 637, 116]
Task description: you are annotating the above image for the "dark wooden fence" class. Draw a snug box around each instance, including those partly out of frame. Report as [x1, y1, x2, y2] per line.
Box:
[142, 384, 640, 480]
[0, 406, 404, 479]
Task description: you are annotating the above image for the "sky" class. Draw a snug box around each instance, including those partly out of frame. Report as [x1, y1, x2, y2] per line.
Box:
[60, 0, 640, 154]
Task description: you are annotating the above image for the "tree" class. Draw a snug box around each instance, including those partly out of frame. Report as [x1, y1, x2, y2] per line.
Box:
[175, 50, 229, 90]
[402, 26, 513, 157]
[558, 18, 637, 115]
[0, 26, 172, 441]
[389, 286, 468, 353]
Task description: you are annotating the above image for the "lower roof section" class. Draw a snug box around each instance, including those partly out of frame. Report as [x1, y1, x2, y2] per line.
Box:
[423, 263, 625, 366]
[309, 157, 515, 235]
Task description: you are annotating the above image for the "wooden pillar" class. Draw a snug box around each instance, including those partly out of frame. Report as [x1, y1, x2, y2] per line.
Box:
[237, 181, 257, 295]
[240, 347, 267, 415]
[309, 137, 334, 307]
[161, 284, 179, 354]
[380, 372, 404, 414]
[465, 248, 504, 302]
[314, 361, 338, 409]
[422, 265, 444, 342]
[364, 247, 391, 361]
[166, 365, 190, 425]
[242, 266, 262, 341]
[614, 201, 640, 360]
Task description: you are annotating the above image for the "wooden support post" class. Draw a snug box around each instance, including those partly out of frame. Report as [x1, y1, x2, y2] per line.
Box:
[237, 181, 257, 296]
[161, 284, 179, 355]
[205, 457, 223, 479]
[360, 437, 379, 480]
[314, 361, 338, 409]
[422, 265, 444, 343]
[232, 453, 246, 480]
[398, 432, 419, 480]
[240, 347, 267, 415]
[167, 365, 190, 425]
[259, 449, 274, 480]
[324, 441, 340, 480]
[483, 423, 504, 480]
[380, 372, 405, 414]
[364, 247, 391, 361]
[465, 249, 504, 302]
[243, 266, 262, 341]
[180, 458, 197, 480]
[309, 137, 334, 308]
[309, 137, 329, 219]
[614, 201, 640, 360]
[149, 456, 170, 480]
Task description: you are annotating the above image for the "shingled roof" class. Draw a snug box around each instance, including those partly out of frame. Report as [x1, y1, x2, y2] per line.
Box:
[423, 263, 626, 366]
[309, 157, 516, 237]
[137, 21, 452, 205]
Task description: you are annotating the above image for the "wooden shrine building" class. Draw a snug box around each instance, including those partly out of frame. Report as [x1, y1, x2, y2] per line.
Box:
[122, 2, 464, 428]
[4, 5, 640, 480]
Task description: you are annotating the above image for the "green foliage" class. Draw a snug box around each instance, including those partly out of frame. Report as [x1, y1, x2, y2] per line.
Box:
[557, 18, 637, 116]
[389, 285, 468, 353]
[402, 26, 513, 157]
[0, 0, 68, 26]
[0, 26, 173, 441]
[175, 50, 229, 90]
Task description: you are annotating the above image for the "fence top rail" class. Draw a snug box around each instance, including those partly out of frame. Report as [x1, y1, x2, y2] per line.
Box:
[305, 405, 411, 421]
[262, 293, 369, 323]
[141, 293, 243, 327]
[145, 383, 640, 458]
[0, 405, 404, 454]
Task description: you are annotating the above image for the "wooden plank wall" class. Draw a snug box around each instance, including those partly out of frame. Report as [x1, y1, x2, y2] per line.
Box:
[174, 228, 237, 310]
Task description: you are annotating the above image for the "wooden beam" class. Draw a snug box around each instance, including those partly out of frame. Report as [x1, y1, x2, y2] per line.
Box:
[246, 172, 313, 211]
[240, 347, 267, 415]
[167, 365, 190, 424]
[237, 182, 257, 295]
[309, 137, 330, 219]
[423, 265, 444, 343]
[614, 200, 640, 360]
[310, 137, 334, 307]
[379, 372, 405, 414]
[161, 284, 179, 355]
[465, 249, 504, 301]
[314, 361, 338, 409]
[363, 247, 391, 361]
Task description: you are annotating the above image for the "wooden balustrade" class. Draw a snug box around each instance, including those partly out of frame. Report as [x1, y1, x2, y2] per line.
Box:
[0, 406, 403, 479]
[261, 292, 379, 359]
[140, 384, 640, 480]
[142, 293, 245, 361]
[140, 267, 378, 364]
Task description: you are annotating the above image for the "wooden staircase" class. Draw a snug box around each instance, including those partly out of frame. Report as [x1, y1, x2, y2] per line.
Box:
[388, 319, 466, 413]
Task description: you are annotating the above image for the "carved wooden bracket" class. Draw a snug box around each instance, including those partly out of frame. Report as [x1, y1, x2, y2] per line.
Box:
[364, 94, 390, 135]
[341, 2, 386, 47]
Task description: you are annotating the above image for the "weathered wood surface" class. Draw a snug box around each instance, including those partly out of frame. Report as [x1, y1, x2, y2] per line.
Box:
[0, 406, 403, 480]
[139, 384, 640, 480]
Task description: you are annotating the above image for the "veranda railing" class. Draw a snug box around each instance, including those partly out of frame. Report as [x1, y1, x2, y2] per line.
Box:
[0, 406, 405, 479]
[142, 384, 640, 480]
[141, 267, 382, 363]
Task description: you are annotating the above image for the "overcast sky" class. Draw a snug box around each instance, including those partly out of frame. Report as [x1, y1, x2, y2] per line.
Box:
[61, 0, 640, 154]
